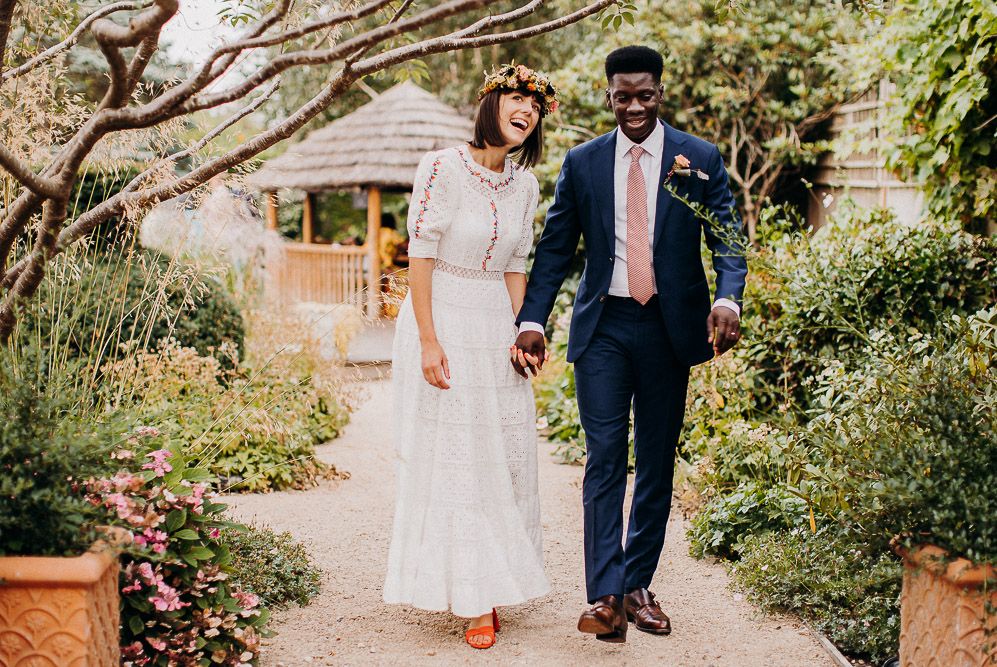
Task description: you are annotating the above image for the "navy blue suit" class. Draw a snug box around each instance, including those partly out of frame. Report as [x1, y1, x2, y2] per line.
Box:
[519, 121, 747, 602]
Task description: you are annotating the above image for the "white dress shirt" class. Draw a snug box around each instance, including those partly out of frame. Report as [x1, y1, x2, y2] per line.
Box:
[519, 121, 739, 336]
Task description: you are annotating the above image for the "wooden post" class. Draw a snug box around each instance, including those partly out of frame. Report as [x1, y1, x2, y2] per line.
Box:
[302, 192, 315, 244]
[366, 186, 382, 318]
[265, 192, 278, 231]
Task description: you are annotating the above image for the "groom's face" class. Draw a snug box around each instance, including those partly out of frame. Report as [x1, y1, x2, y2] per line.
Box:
[606, 72, 663, 144]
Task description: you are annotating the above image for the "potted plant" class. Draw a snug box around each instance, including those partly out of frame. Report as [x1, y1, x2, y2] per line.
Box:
[0, 380, 123, 665]
[808, 308, 997, 665]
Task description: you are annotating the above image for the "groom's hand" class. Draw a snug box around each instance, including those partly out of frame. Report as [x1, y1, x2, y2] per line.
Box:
[707, 307, 740, 356]
[511, 331, 546, 378]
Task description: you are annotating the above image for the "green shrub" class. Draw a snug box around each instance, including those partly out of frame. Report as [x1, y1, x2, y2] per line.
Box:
[805, 307, 997, 563]
[677, 206, 996, 660]
[21, 249, 245, 373]
[689, 481, 808, 560]
[103, 340, 346, 492]
[0, 375, 117, 556]
[733, 526, 901, 663]
[225, 524, 322, 609]
[777, 208, 996, 362]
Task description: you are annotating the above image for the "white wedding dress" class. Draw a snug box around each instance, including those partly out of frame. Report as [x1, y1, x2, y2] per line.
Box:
[383, 145, 550, 617]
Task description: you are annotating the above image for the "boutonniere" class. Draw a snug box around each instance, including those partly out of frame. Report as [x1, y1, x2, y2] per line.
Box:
[664, 154, 710, 185]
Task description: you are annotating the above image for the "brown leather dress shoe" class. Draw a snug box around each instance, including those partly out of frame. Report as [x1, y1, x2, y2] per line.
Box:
[577, 594, 627, 643]
[624, 588, 672, 635]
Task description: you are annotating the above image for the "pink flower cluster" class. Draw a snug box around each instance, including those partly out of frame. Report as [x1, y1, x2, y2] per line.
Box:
[141, 449, 173, 477]
[91, 439, 264, 666]
[121, 561, 188, 611]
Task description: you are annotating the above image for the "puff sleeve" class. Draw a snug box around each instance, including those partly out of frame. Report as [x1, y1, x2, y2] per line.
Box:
[406, 151, 458, 259]
[505, 173, 539, 274]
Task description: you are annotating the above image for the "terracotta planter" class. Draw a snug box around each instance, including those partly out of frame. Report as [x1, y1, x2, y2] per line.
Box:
[897, 544, 997, 667]
[0, 536, 124, 667]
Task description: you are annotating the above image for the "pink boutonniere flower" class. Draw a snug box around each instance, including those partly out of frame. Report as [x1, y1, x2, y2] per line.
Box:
[664, 153, 710, 185]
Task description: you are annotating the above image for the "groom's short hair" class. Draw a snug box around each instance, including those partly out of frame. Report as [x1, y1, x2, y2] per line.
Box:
[605, 46, 664, 84]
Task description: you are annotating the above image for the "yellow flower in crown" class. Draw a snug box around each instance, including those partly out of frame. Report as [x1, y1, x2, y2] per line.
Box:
[478, 62, 559, 115]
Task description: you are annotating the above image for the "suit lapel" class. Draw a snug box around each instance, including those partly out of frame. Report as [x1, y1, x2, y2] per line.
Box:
[653, 123, 688, 252]
[588, 130, 618, 252]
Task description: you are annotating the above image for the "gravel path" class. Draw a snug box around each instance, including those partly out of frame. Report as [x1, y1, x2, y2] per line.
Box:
[225, 379, 833, 667]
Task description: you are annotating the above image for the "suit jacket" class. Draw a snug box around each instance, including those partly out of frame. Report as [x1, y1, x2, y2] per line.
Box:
[518, 121, 748, 366]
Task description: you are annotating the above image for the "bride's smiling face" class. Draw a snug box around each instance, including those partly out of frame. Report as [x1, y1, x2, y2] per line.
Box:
[497, 91, 540, 147]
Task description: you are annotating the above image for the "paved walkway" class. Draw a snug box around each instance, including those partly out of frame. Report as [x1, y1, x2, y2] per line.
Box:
[224, 380, 834, 666]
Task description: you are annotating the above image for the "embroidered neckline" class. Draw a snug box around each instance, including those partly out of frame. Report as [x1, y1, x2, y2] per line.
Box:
[456, 145, 516, 191]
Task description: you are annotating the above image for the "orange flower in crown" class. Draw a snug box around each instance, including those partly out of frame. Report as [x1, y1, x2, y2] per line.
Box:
[478, 62, 559, 115]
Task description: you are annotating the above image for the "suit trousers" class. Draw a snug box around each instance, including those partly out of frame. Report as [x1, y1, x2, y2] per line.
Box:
[573, 295, 690, 602]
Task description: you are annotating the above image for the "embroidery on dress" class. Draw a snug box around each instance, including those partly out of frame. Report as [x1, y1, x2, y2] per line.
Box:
[413, 157, 442, 238]
[457, 146, 517, 192]
[482, 199, 499, 270]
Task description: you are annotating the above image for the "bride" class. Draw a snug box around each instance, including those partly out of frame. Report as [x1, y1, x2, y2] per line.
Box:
[383, 64, 558, 650]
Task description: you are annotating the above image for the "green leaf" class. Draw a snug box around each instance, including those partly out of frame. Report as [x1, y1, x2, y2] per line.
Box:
[165, 509, 187, 532]
[174, 528, 200, 540]
[186, 545, 215, 560]
[128, 615, 144, 636]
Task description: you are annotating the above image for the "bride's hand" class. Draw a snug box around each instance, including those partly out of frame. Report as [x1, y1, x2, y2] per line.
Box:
[421, 340, 451, 389]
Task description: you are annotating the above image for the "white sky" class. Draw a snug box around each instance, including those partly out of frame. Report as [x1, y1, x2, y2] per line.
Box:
[161, 0, 237, 66]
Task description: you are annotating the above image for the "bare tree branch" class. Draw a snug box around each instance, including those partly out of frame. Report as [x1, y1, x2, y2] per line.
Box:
[351, 0, 614, 74]
[0, 191, 43, 276]
[0, 144, 62, 197]
[1, 1, 149, 82]
[0, 196, 64, 336]
[122, 79, 281, 195]
[126, 35, 160, 90]
[0, 0, 17, 78]
[186, 0, 492, 112]
[90, 0, 178, 48]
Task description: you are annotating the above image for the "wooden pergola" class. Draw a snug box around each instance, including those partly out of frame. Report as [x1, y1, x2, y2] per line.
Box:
[248, 81, 473, 316]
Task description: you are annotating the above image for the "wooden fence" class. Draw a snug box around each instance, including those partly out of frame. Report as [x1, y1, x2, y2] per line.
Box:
[267, 243, 370, 310]
[809, 81, 923, 228]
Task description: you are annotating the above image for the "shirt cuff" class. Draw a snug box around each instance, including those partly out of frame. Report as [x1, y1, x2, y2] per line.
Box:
[712, 298, 741, 318]
[518, 321, 545, 335]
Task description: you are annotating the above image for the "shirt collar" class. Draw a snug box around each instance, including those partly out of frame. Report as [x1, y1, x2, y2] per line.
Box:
[615, 120, 664, 160]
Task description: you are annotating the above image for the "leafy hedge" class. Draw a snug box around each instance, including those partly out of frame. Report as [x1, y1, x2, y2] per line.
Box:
[226, 524, 322, 609]
[681, 210, 996, 661]
[861, 0, 997, 229]
[0, 376, 117, 556]
[102, 340, 349, 492]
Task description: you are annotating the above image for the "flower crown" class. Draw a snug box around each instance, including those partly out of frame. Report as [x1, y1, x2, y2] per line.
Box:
[477, 63, 559, 115]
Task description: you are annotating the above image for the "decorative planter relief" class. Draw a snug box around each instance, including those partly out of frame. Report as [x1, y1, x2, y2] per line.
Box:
[0, 539, 121, 667]
[898, 544, 997, 667]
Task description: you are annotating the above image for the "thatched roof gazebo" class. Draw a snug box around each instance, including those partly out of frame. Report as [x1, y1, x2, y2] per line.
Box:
[249, 81, 473, 315]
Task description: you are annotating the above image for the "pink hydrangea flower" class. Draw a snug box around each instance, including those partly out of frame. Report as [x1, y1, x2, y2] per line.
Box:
[122, 579, 143, 594]
[141, 449, 173, 478]
[233, 590, 260, 609]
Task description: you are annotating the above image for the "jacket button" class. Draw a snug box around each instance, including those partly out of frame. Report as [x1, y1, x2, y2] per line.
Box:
[609, 256, 614, 262]
[599, 295, 607, 303]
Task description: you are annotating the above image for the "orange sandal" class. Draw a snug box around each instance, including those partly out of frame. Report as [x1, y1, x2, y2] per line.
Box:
[465, 609, 500, 650]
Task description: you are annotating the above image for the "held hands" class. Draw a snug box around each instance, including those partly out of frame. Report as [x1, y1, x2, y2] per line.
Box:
[707, 306, 741, 356]
[421, 339, 451, 389]
[510, 330, 548, 379]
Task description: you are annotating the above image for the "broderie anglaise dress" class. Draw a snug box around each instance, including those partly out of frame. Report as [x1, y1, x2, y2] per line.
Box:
[383, 145, 550, 617]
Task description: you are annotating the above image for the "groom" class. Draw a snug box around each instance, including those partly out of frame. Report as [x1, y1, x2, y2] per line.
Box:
[513, 45, 747, 642]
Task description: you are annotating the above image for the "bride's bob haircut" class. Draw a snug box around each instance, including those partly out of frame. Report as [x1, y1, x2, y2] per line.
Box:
[470, 89, 545, 170]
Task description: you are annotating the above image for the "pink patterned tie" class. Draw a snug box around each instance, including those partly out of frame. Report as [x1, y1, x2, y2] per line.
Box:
[626, 145, 654, 305]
